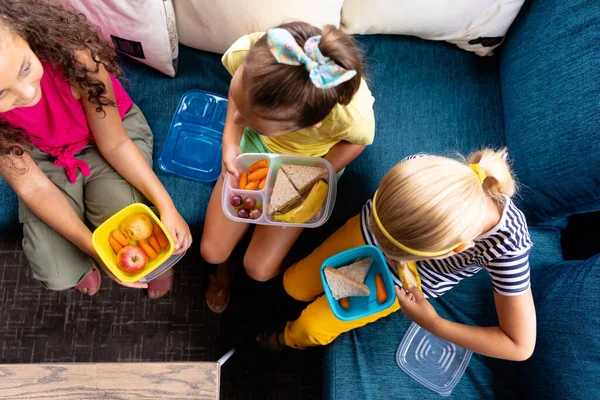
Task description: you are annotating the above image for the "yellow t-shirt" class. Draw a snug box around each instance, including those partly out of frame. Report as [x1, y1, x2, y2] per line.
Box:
[222, 32, 376, 157]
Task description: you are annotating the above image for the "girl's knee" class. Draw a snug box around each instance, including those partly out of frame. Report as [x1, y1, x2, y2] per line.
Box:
[283, 269, 315, 301]
[243, 253, 279, 282]
[200, 238, 230, 265]
[285, 320, 337, 348]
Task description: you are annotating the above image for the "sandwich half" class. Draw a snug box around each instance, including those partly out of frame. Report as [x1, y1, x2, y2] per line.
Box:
[269, 168, 301, 215]
[280, 163, 328, 193]
[324, 266, 371, 300]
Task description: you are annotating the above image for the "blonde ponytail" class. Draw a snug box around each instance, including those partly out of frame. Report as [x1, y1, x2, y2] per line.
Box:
[468, 148, 517, 206]
[370, 149, 517, 260]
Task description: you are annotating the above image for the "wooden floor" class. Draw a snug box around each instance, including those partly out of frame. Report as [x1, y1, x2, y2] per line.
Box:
[0, 362, 219, 399]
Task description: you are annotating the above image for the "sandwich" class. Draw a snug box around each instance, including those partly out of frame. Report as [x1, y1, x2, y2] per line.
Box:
[324, 258, 373, 300]
[279, 164, 328, 193]
[337, 257, 372, 283]
[268, 169, 301, 215]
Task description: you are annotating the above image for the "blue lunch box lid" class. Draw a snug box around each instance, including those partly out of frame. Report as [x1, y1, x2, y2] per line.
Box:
[159, 90, 227, 182]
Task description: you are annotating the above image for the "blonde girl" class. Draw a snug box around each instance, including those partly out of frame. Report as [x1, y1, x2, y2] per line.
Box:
[258, 149, 536, 362]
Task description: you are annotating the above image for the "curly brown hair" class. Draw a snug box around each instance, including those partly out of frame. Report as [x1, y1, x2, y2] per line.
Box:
[0, 0, 121, 157]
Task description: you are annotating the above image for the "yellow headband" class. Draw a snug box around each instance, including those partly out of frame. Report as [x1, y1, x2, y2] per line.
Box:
[468, 163, 487, 184]
[371, 191, 459, 258]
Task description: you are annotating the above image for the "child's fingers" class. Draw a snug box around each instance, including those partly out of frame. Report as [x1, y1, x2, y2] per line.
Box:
[394, 285, 407, 303]
[183, 233, 193, 251]
[100, 264, 148, 289]
[223, 159, 239, 179]
[408, 285, 423, 302]
[121, 281, 148, 289]
[172, 228, 187, 254]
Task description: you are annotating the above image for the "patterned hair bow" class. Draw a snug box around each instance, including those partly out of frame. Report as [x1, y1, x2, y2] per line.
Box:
[267, 28, 357, 89]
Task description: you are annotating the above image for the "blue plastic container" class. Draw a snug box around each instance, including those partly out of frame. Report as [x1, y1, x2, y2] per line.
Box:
[397, 322, 473, 396]
[321, 245, 396, 322]
[159, 90, 227, 182]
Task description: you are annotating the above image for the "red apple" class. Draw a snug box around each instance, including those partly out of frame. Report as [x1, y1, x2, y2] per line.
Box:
[116, 245, 148, 273]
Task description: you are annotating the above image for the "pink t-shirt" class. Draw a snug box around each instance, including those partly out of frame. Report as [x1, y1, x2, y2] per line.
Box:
[0, 62, 133, 183]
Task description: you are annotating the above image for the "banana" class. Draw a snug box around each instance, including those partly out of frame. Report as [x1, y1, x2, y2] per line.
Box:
[397, 261, 422, 292]
[274, 180, 328, 223]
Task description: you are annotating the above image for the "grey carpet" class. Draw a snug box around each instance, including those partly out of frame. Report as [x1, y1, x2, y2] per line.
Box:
[0, 234, 322, 400]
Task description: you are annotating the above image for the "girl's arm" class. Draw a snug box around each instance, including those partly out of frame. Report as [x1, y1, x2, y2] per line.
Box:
[324, 141, 365, 173]
[2, 152, 95, 255]
[221, 85, 245, 178]
[75, 52, 191, 253]
[395, 286, 537, 361]
[1, 153, 147, 288]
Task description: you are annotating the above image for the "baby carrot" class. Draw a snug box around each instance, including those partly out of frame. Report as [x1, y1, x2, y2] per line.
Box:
[339, 298, 350, 309]
[148, 235, 161, 253]
[111, 230, 129, 247]
[239, 172, 248, 189]
[248, 167, 268, 182]
[375, 274, 387, 303]
[258, 177, 267, 189]
[153, 224, 169, 249]
[139, 239, 158, 260]
[245, 180, 259, 190]
[109, 236, 124, 254]
[248, 159, 268, 173]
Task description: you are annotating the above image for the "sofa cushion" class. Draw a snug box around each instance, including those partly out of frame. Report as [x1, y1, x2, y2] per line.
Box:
[59, 0, 179, 77]
[499, 0, 600, 224]
[341, 0, 525, 56]
[518, 255, 600, 398]
[174, 0, 344, 54]
[323, 226, 562, 399]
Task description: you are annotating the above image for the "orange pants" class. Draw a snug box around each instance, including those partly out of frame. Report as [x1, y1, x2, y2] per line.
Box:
[283, 215, 400, 349]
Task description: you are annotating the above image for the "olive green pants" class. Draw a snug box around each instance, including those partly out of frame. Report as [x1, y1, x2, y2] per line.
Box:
[19, 104, 153, 290]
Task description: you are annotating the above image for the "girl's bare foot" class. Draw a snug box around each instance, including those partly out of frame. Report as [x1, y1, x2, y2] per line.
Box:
[147, 268, 174, 299]
[74, 263, 101, 296]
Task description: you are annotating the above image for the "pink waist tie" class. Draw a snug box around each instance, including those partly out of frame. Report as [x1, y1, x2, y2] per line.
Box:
[36, 139, 91, 184]
[54, 153, 91, 184]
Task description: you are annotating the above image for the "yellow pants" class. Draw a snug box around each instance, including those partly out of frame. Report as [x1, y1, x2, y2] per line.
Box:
[283, 215, 401, 349]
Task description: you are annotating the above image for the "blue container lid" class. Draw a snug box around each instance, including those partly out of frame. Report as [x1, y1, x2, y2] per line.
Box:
[397, 322, 472, 396]
[159, 90, 227, 182]
[320, 245, 396, 322]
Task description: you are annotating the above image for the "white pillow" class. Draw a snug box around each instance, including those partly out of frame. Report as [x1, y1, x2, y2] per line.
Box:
[58, 0, 179, 76]
[174, 0, 344, 54]
[341, 0, 525, 56]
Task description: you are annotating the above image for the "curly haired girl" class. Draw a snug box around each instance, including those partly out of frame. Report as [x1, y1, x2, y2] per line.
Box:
[0, 0, 191, 297]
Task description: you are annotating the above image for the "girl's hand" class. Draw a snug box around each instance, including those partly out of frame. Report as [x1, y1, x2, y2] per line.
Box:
[395, 285, 440, 331]
[160, 207, 192, 254]
[100, 263, 149, 289]
[222, 142, 242, 179]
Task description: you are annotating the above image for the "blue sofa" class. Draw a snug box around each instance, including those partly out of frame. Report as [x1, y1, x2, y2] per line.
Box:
[0, 0, 598, 398]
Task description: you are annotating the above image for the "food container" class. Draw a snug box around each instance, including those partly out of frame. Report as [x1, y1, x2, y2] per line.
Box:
[397, 322, 473, 396]
[92, 203, 178, 282]
[159, 90, 227, 182]
[320, 245, 396, 321]
[222, 153, 337, 228]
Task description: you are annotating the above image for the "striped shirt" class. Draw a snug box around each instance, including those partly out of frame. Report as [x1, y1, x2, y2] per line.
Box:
[360, 197, 532, 298]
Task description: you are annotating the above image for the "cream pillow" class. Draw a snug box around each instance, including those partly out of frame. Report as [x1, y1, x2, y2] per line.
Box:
[58, 0, 179, 76]
[341, 0, 525, 56]
[174, 0, 344, 54]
